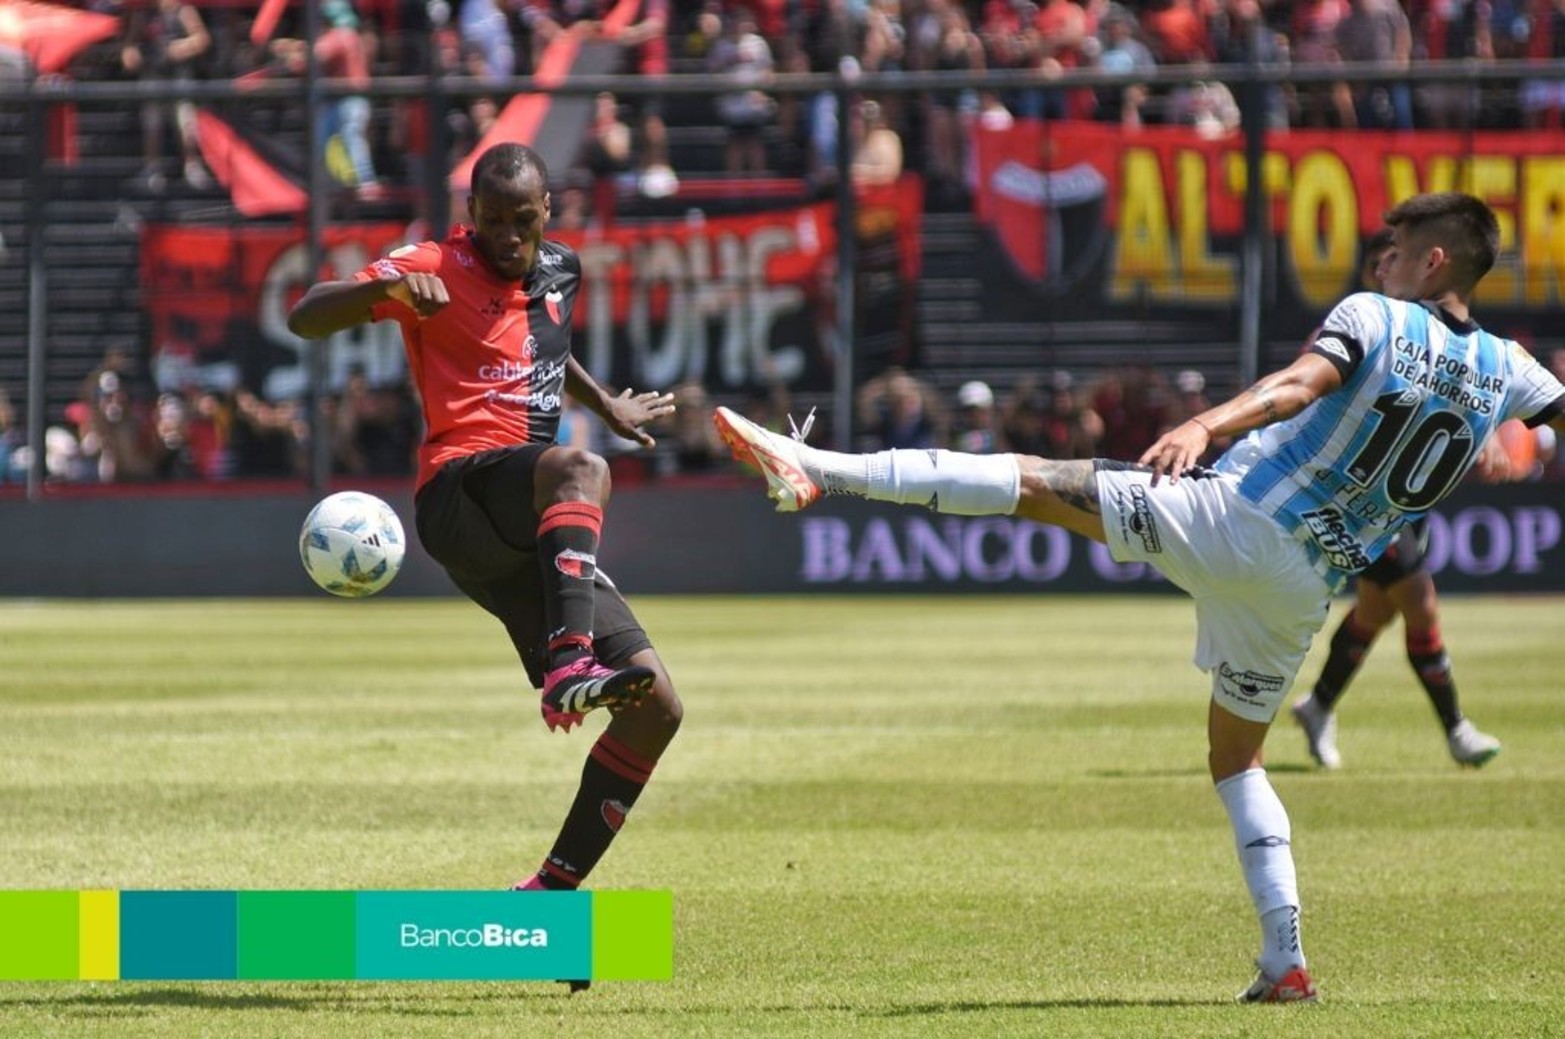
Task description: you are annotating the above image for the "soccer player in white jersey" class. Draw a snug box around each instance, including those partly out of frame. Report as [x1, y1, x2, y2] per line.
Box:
[1292, 228, 1506, 771]
[713, 192, 1565, 1003]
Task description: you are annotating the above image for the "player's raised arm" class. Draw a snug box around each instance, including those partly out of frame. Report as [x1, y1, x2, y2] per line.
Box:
[287, 273, 450, 339]
[563, 356, 675, 448]
[1140, 353, 1343, 484]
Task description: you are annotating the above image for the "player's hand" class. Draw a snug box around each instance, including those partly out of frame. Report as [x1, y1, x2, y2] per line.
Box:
[605, 388, 676, 448]
[384, 273, 449, 318]
[1139, 419, 1211, 485]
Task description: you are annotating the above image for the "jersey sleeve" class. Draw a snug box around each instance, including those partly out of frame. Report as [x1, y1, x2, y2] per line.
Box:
[1502, 341, 1565, 427]
[1309, 292, 1384, 381]
[352, 241, 441, 323]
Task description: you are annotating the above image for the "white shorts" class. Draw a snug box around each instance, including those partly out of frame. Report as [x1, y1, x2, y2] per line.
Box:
[1096, 465, 1333, 723]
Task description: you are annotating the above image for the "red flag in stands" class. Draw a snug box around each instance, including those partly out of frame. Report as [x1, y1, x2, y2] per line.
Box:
[194, 109, 308, 217]
[0, 0, 121, 75]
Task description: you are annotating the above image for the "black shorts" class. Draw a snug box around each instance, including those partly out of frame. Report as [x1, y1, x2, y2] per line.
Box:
[1358, 517, 1430, 589]
[414, 445, 652, 688]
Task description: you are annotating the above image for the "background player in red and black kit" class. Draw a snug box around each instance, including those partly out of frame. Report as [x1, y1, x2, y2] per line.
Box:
[1290, 228, 1503, 770]
[287, 142, 683, 895]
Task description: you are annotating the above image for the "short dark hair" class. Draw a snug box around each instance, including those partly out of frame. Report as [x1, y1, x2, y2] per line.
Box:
[471, 143, 549, 194]
[1362, 226, 1394, 259]
[1383, 192, 1499, 291]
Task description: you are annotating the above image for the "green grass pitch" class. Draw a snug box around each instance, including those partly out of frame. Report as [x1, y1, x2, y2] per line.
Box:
[1, 595, 1561, 1038]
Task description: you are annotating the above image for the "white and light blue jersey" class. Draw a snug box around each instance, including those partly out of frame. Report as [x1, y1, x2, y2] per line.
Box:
[1215, 292, 1565, 590]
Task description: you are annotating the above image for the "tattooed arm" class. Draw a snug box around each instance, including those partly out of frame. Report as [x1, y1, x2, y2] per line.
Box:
[1140, 354, 1343, 485]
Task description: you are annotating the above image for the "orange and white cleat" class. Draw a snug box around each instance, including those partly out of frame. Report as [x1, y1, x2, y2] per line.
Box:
[1237, 964, 1319, 1004]
[712, 406, 824, 513]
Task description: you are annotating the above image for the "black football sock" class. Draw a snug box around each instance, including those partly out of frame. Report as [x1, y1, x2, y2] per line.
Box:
[1312, 609, 1377, 712]
[537, 501, 602, 668]
[1406, 627, 1463, 732]
[529, 733, 658, 890]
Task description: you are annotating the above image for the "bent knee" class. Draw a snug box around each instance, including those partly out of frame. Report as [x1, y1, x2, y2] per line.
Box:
[541, 446, 610, 498]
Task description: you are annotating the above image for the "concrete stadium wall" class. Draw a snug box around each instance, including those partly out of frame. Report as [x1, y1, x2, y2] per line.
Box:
[0, 479, 1560, 597]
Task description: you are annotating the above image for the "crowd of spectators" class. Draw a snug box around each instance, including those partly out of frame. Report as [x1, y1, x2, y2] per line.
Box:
[9, 0, 1563, 490]
[49, 0, 1565, 205]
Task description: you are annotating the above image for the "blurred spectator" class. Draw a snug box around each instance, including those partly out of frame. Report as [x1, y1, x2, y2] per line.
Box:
[465, 0, 517, 82]
[581, 91, 634, 220]
[1039, 370, 1103, 457]
[332, 370, 418, 476]
[121, 0, 213, 191]
[998, 378, 1050, 455]
[1139, 0, 1213, 66]
[231, 390, 307, 478]
[1096, 6, 1158, 129]
[617, 0, 680, 198]
[78, 370, 159, 482]
[1093, 366, 1173, 458]
[1210, 0, 1291, 130]
[1168, 79, 1241, 137]
[1167, 368, 1232, 458]
[1412, 0, 1493, 129]
[273, 0, 382, 199]
[1336, 0, 1414, 130]
[0, 386, 21, 483]
[952, 379, 1000, 453]
[664, 380, 728, 473]
[920, 3, 984, 204]
[1033, 0, 1100, 121]
[850, 100, 904, 186]
[152, 391, 199, 480]
[555, 395, 599, 453]
[1521, 0, 1565, 129]
[709, 9, 776, 175]
[857, 367, 946, 450]
[1290, 0, 1356, 127]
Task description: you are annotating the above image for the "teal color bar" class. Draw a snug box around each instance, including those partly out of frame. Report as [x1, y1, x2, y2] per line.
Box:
[355, 891, 591, 980]
[237, 891, 356, 980]
[120, 891, 237, 980]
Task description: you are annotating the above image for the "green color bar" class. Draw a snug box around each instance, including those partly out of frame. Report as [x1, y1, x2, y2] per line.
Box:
[0, 891, 79, 980]
[237, 891, 356, 980]
[592, 890, 673, 980]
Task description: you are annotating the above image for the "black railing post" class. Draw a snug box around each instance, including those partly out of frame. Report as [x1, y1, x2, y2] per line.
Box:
[24, 88, 46, 500]
[832, 79, 856, 451]
[1237, 28, 1269, 390]
[305, 0, 332, 495]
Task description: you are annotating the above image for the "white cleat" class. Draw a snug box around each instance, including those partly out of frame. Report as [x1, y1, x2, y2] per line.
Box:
[1291, 696, 1342, 770]
[1447, 719, 1501, 768]
[712, 406, 824, 512]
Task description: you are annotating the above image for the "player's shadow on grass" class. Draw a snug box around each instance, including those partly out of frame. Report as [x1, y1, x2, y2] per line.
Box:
[875, 996, 1220, 1015]
[1089, 762, 1313, 779]
[0, 987, 570, 1017]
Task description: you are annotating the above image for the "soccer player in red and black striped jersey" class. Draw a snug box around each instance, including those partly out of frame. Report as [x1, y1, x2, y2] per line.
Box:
[288, 142, 682, 898]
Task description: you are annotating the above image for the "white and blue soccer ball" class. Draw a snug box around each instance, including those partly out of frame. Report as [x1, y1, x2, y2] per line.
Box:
[299, 491, 406, 598]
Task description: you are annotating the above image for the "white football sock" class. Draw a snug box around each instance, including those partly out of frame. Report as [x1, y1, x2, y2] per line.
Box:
[800, 445, 1021, 516]
[1215, 767, 1305, 978]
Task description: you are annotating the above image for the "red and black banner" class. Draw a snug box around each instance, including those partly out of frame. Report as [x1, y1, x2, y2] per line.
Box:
[138, 177, 924, 398]
[971, 120, 1565, 341]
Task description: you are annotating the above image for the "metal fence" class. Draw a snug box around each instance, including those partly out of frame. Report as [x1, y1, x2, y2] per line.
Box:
[2, 57, 1562, 498]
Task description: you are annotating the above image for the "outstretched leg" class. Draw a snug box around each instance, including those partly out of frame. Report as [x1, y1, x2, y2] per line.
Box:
[712, 406, 1107, 539]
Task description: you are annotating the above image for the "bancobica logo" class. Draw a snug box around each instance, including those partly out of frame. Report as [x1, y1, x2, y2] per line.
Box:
[400, 922, 549, 948]
[1301, 507, 1372, 572]
[1116, 485, 1161, 553]
[1217, 662, 1285, 705]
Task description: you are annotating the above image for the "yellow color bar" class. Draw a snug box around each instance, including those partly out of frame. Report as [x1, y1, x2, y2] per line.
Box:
[78, 890, 119, 980]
